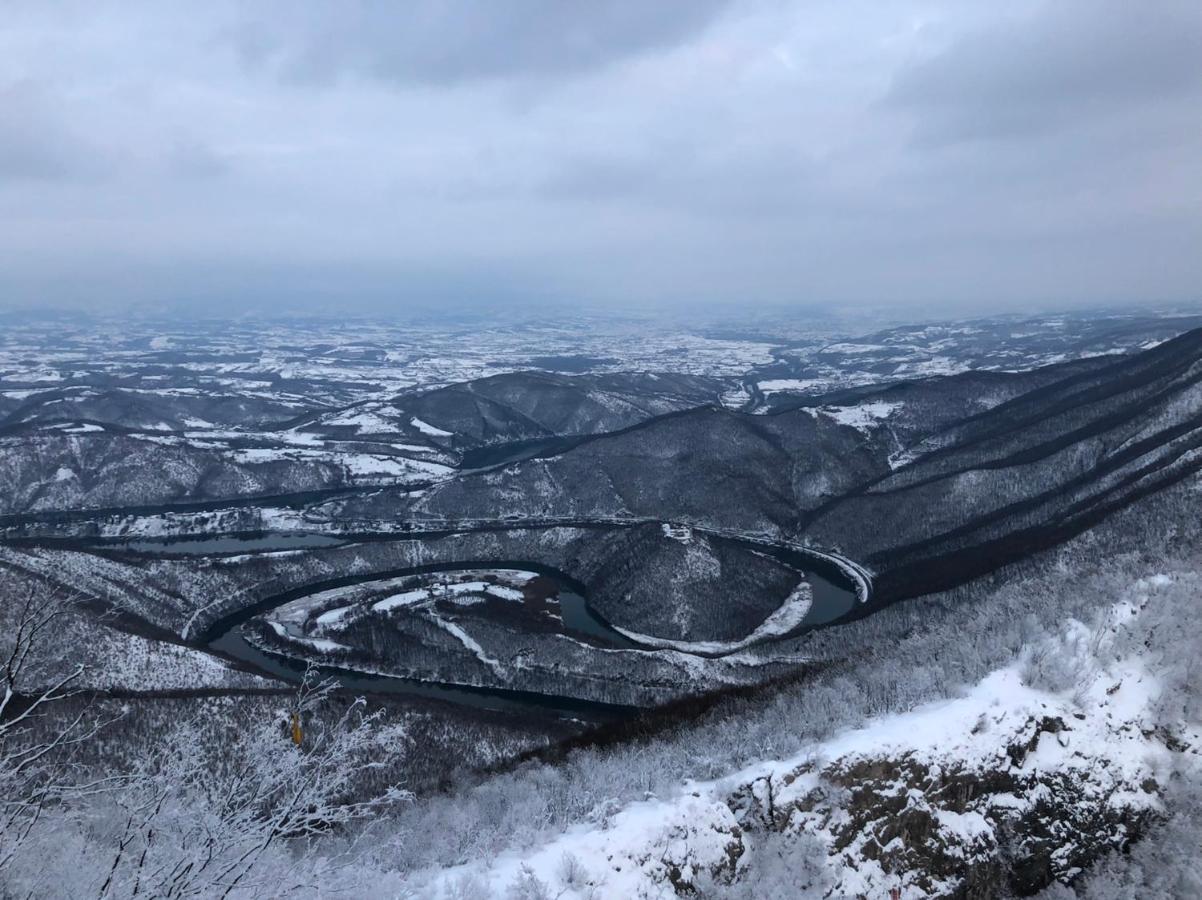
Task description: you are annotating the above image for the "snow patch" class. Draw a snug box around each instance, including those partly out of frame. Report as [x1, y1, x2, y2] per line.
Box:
[821, 400, 902, 432]
[410, 417, 453, 437]
[616, 578, 813, 655]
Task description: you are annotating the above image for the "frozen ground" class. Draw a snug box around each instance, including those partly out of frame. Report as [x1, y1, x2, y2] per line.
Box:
[3, 310, 1197, 428]
[408, 573, 1197, 899]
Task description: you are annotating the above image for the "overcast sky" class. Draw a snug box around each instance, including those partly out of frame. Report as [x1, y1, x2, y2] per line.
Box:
[1, 0, 1199, 317]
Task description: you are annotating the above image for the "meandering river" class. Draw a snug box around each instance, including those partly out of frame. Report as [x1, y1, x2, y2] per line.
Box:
[19, 524, 865, 719]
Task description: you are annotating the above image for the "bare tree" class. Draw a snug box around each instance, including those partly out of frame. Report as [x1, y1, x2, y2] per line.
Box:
[0, 585, 107, 879]
[1, 579, 410, 898]
[91, 664, 410, 899]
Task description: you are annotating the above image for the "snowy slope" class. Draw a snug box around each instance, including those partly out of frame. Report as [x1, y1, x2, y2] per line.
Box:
[406, 576, 1198, 899]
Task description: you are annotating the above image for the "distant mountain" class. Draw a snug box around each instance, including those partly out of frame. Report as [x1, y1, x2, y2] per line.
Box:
[339, 329, 1202, 608]
[809, 326, 1202, 601]
[297, 370, 733, 455]
[0, 386, 309, 433]
[8, 326, 1202, 629]
[376, 403, 885, 531]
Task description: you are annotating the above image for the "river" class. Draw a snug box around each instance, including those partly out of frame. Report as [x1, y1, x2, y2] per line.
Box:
[28, 525, 865, 719]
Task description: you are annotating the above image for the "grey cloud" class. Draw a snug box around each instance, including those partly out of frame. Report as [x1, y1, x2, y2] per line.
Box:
[887, 0, 1202, 143]
[541, 145, 829, 219]
[0, 82, 110, 182]
[0, 0, 1197, 315]
[231, 0, 731, 86]
[165, 138, 232, 180]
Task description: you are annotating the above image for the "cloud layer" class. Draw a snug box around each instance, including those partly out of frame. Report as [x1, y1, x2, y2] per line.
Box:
[0, 0, 1198, 315]
[231, 0, 731, 86]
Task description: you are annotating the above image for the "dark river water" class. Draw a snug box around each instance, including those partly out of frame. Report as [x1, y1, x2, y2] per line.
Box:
[194, 558, 646, 718]
[122, 533, 347, 554]
[67, 527, 863, 719]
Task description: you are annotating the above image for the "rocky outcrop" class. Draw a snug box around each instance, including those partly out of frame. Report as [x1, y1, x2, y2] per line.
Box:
[723, 732, 1159, 898]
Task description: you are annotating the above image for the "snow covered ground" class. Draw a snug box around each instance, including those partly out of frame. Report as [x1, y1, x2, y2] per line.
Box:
[817, 399, 902, 432]
[403, 574, 1198, 899]
[614, 578, 813, 655]
[260, 569, 546, 674]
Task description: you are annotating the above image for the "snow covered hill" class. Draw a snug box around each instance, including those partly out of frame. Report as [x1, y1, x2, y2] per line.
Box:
[401, 573, 1200, 899]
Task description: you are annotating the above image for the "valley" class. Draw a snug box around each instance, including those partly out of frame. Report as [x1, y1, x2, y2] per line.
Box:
[2, 311, 1198, 712]
[4, 308, 1202, 897]
[7, 6, 1200, 893]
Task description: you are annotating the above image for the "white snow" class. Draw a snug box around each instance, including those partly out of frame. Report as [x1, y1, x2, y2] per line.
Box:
[371, 588, 433, 613]
[475, 584, 525, 602]
[821, 342, 888, 353]
[895, 356, 967, 377]
[227, 445, 452, 483]
[888, 448, 920, 470]
[429, 616, 504, 675]
[271, 571, 538, 637]
[266, 621, 347, 654]
[341, 454, 452, 480]
[821, 399, 902, 432]
[661, 523, 693, 543]
[314, 606, 354, 626]
[411, 583, 1189, 900]
[410, 417, 453, 437]
[322, 407, 403, 432]
[756, 378, 828, 394]
[615, 578, 813, 655]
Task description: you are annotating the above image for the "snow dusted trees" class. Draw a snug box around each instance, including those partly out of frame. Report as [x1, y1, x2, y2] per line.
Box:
[694, 831, 832, 899]
[0, 586, 106, 881]
[1, 581, 410, 898]
[85, 667, 410, 899]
